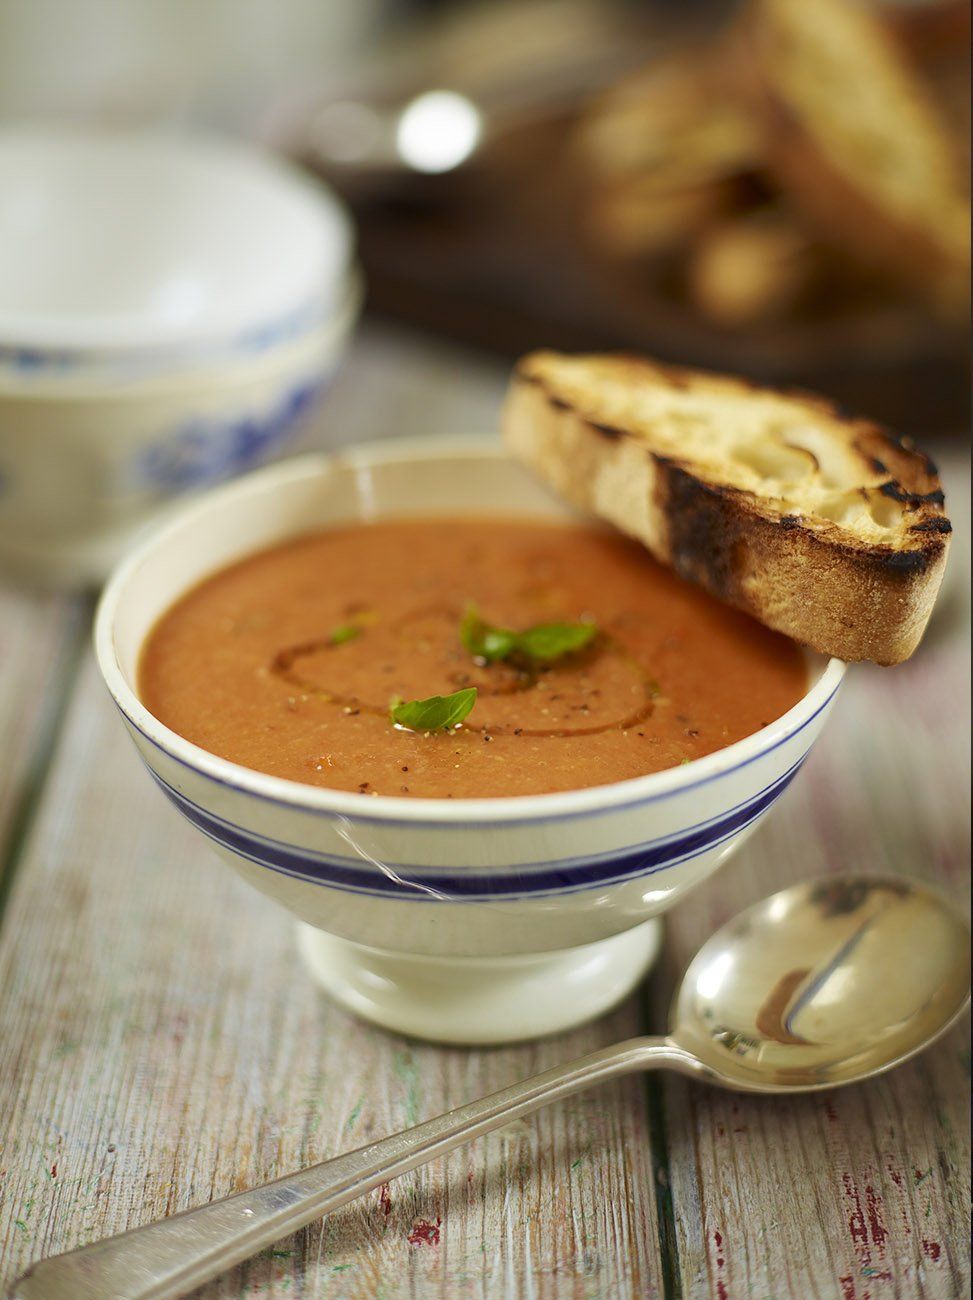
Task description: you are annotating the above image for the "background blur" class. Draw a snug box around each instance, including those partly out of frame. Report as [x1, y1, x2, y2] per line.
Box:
[1, 0, 969, 435]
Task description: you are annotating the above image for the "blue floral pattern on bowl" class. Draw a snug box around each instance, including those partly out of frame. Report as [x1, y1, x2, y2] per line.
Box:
[135, 380, 323, 493]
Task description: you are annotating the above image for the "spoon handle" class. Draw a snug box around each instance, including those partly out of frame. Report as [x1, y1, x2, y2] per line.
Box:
[10, 1036, 698, 1300]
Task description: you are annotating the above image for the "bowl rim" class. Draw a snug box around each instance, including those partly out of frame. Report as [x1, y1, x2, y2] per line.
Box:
[0, 124, 354, 355]
[0, 271, 362, 404]
[94, 435, 847, 826]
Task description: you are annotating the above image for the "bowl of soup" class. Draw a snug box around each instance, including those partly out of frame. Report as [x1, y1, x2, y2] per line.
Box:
[95, 437, 845, 1043]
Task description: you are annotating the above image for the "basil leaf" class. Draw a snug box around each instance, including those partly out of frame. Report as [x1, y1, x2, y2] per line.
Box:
[390, 687, 478, 732]
[516, 621, 597, 662]
[460, 608, 518, 662]
[461, 607, 598, 666]
[329, 623, 362, 646]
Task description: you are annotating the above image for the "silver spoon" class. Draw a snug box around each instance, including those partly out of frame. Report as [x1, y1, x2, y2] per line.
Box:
[11, 874, 969, 1300]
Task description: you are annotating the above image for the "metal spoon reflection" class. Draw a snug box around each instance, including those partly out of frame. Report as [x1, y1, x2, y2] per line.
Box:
[12, 875, 969, 1300]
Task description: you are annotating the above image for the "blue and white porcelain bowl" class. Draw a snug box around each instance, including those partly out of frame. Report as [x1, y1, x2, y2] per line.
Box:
[0, 286, 359, 587]
[0, 125, 359, 586]
[0, 125, 353, 371]
[95, 438, 846, 1043]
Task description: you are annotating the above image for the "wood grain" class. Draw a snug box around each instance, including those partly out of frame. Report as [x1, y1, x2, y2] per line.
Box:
[0, 333, 967, 1299]
[0, 330, 666, 1299]
[650, 449, 971, 1300]
[310, 320, 510, 454]
[0, 652, 664, 1297]
[0, 586, 84, 899]
[651, 638, 971, 1300]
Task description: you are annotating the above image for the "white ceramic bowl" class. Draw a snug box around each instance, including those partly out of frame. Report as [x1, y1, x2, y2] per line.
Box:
[0, 283, 360, 587]
[0, 125, 361, 586]
[0, 125, 352, 367]
[95, 438, 846, 1043]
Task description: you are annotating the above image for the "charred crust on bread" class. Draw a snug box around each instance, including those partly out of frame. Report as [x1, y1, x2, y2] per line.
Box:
[506, 351, 950, 662]
[656, 460, 945, 592]
[909, 517, 953, 534]
[878, 480, 946, 507]
[522, 356, 949, 537]
[655, 464, 750, 602]
[519, 354, 837, 416]
[878, 548, 938, 575]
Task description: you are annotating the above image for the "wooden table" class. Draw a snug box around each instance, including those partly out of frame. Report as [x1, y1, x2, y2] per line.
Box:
[0, 325, 969, 1299]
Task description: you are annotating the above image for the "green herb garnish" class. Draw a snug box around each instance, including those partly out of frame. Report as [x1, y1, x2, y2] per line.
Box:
[459, 609, 518, 663]
[390, 687, 478, 732]
[515, 621, 598, 661]
[328, 624, 362, 646]
[460, 607, 597, 666]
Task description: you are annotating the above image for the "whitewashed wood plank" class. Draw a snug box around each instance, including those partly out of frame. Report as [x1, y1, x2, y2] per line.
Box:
[305, 320, 510, 452]
[0, 327, 661, 1297]
[0, 651, 665, 1298]
[2, 342, 966, 1298]
[654, 442, 971, 1300]
[0, 583, 84, 881]
[653, 444, 967, 1300]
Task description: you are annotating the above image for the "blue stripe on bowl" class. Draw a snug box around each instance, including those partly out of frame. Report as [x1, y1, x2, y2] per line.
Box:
[145, 758, 805, 900]
[145, 754, 805, 873]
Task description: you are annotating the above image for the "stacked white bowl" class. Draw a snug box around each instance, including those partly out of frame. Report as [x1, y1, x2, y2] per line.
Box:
[0, 125, 361, 586]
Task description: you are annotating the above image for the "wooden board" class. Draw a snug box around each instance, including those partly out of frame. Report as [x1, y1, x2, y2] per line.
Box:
[0, 330, 968, 1298]
[0, 652, 664, 1297]
[653, 454, 972, 1300]
[652, 642, 971, 1300]
[0, 587, 85, 907]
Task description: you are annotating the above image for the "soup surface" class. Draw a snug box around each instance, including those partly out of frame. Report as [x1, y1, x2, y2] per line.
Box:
[140, 518, 808, 798]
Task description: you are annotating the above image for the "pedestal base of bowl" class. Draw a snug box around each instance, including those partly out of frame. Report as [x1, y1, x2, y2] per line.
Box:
[295, 919, 664, 1044]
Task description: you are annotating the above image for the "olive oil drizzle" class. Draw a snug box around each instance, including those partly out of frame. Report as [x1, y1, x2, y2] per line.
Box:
[269, 604, 658, 738]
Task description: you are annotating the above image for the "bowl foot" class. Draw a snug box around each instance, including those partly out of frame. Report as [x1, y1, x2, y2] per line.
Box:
[295, 920, 663, 1044]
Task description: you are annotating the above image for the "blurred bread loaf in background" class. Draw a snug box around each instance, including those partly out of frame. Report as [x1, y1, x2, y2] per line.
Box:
[574, 0, 970, 330]
[298, 0, 970, 435]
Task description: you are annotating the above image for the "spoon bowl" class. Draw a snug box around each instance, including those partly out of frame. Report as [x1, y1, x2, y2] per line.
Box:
[670, 875, 971, 1091]
[11, 874, 969, 1300]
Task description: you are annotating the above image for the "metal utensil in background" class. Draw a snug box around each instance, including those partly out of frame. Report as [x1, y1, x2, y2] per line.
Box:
[11, 874, 970, 1300]
[273, 0, 727, 180]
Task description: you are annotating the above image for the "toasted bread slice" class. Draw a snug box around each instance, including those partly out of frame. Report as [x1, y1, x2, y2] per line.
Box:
[502, 352, 950, 664]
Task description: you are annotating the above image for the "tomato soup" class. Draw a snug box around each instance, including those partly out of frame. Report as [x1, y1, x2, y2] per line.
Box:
[139, 518, 808, 798]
